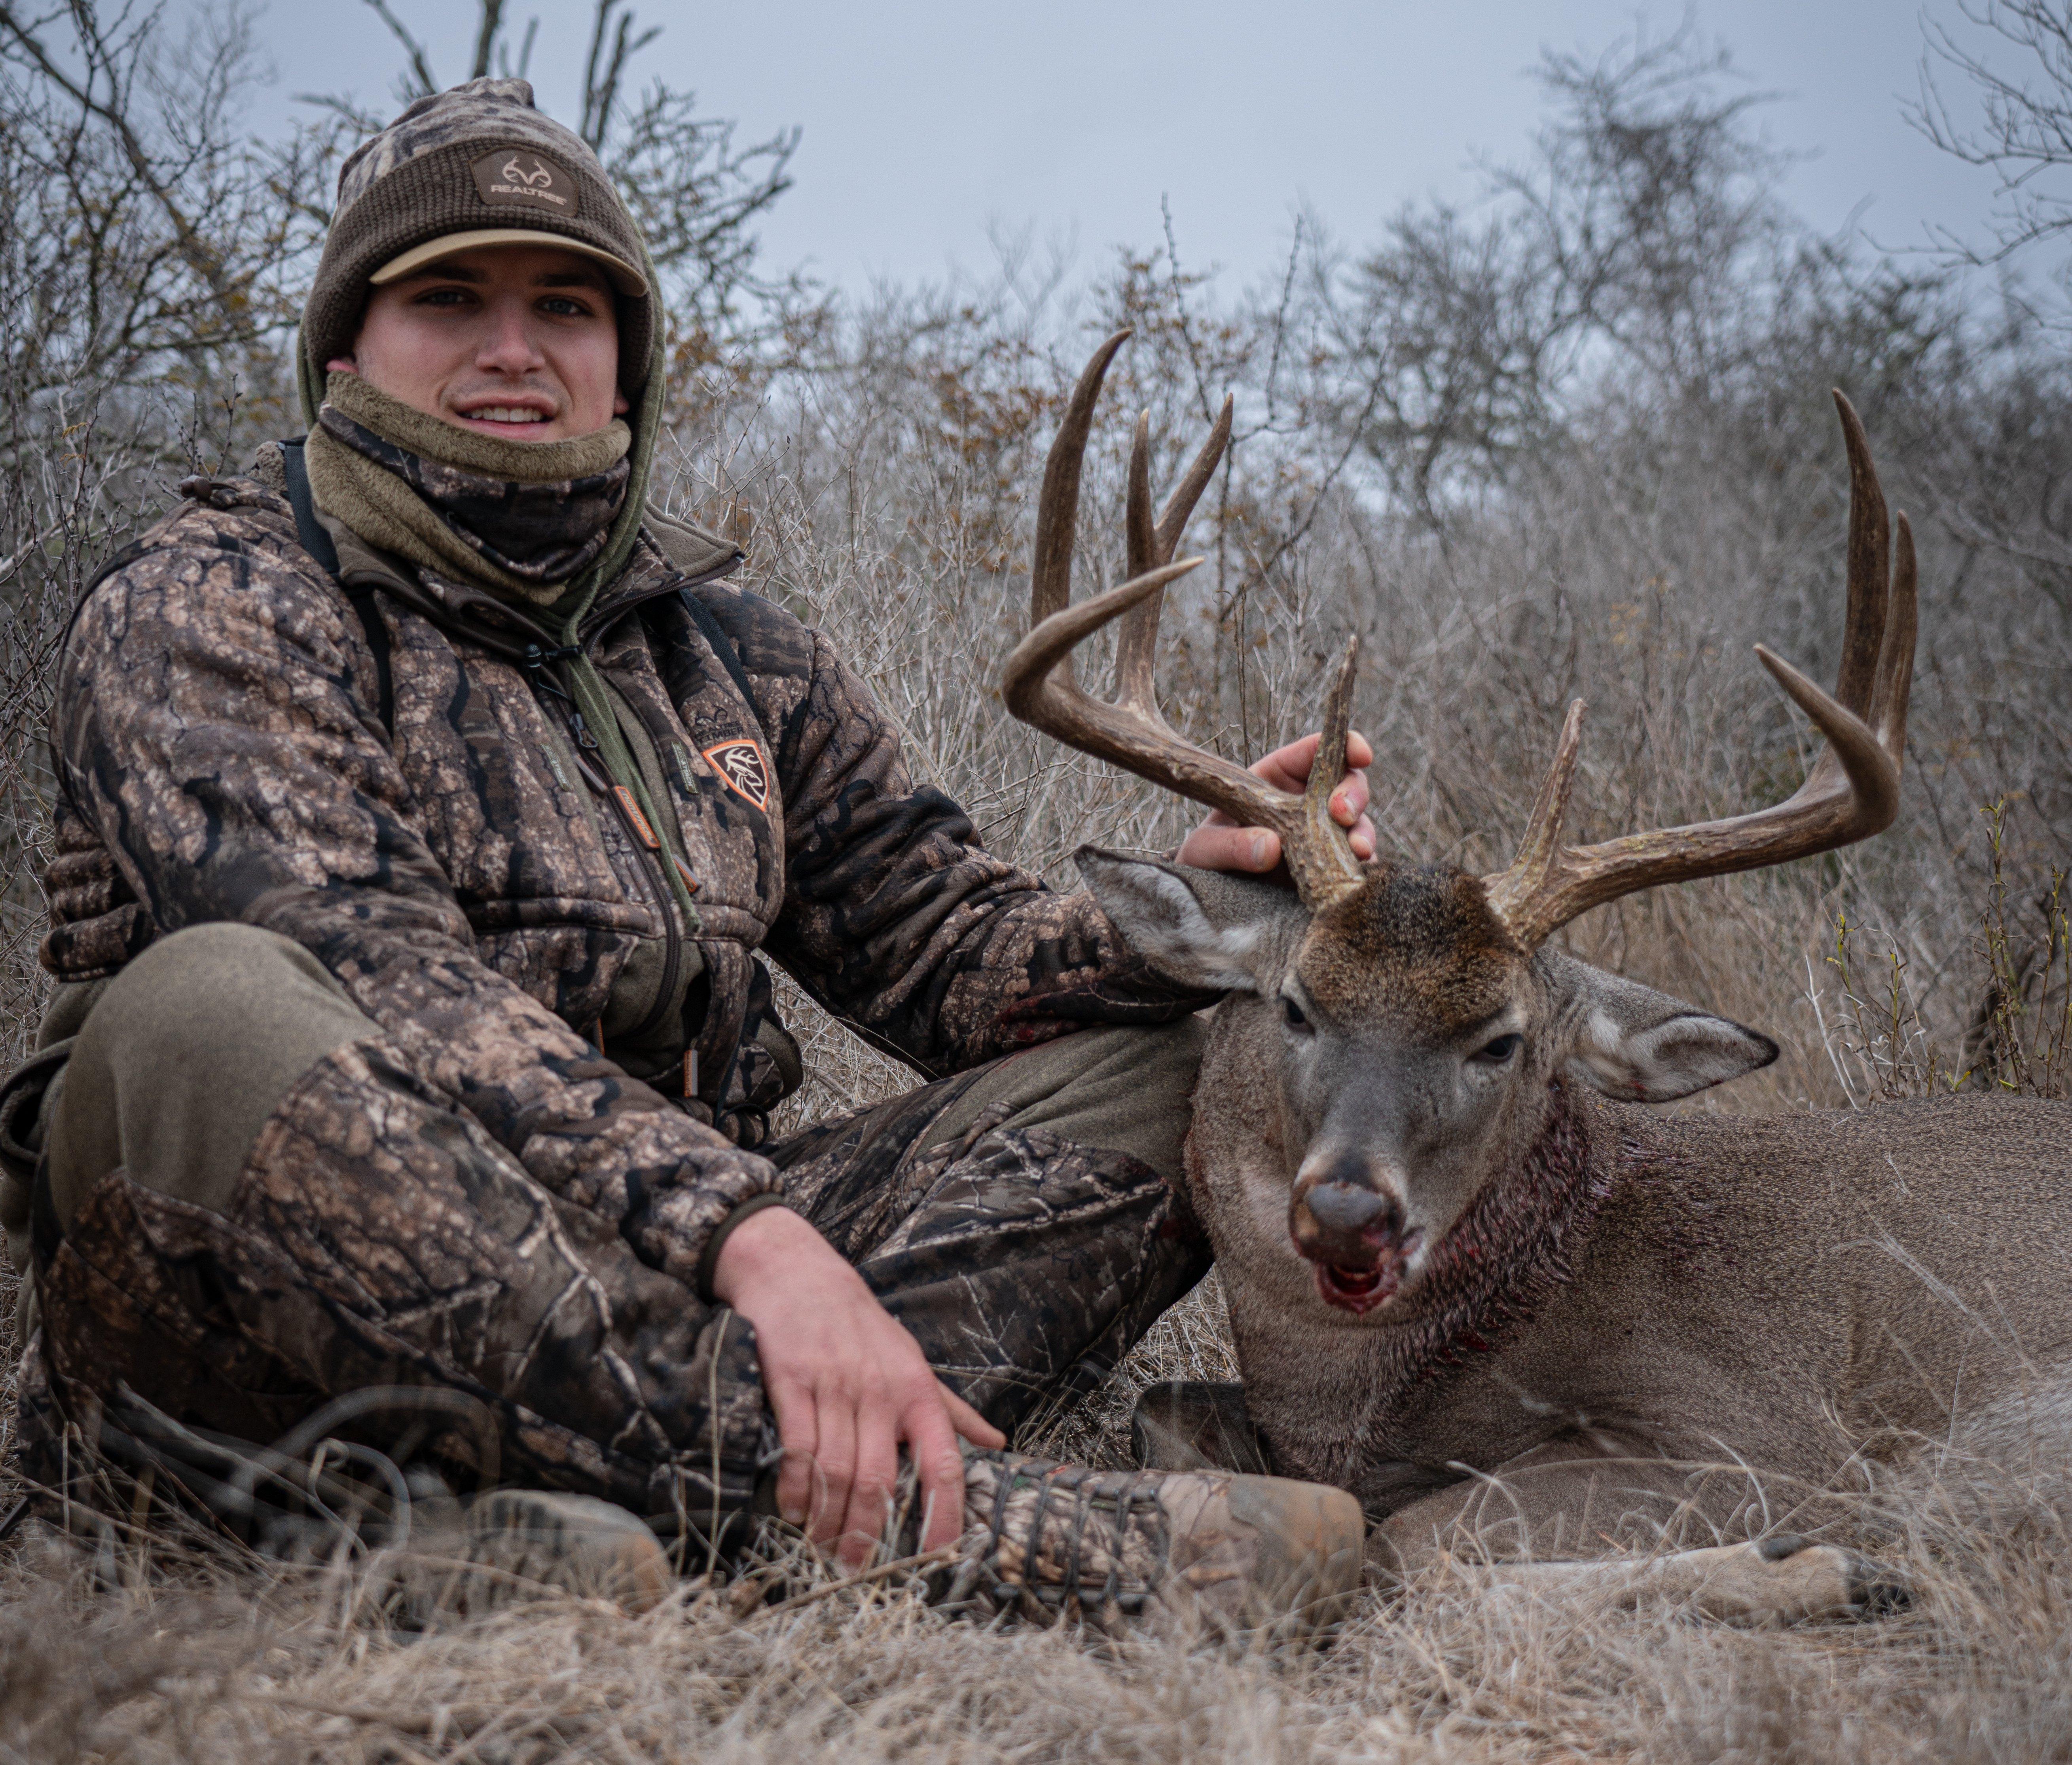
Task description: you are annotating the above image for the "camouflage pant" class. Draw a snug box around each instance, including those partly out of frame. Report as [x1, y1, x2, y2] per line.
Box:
[15, 925, 1209, 1526]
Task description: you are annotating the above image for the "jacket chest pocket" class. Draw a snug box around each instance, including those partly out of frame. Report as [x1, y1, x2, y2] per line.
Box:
[600, 663, 784, 935]
[391, 635, 646, 929]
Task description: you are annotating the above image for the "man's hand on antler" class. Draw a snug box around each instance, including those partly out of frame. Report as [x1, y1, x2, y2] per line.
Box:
[1173, 730, 1376, 874]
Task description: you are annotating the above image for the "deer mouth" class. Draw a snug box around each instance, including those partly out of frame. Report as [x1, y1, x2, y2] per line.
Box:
[1314, 1260, 1397, 1313]
[1308, 1232, 1420, 1316]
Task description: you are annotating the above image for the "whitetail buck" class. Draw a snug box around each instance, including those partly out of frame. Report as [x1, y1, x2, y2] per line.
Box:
[1006, 332, 2072, 1625]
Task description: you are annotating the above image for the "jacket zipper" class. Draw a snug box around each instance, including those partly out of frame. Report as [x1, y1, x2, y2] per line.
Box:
[563, 549, 743, 1059]
[559, 699, 686, 1050]
[331, 541, 746, 1079]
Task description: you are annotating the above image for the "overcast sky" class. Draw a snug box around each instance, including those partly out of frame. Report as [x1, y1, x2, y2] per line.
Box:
[231, 0, 2019, 296]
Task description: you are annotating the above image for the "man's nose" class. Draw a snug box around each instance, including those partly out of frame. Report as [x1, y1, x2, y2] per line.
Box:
[476, 300, 546, 374]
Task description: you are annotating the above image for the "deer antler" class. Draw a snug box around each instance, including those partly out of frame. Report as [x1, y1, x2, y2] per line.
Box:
[1482, 392, 1918, 949]
[1002, 330, 1366, 911]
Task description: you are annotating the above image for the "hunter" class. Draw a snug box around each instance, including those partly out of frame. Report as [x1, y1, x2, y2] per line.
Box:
[0, 79, 1367, 1621]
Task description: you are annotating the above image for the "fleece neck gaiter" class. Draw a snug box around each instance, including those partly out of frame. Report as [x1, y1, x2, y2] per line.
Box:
[303, 372, 631, 606]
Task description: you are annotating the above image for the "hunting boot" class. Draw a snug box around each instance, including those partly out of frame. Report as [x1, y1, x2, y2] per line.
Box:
[32, 1383, 675, 1617]
[933, 1448, 1363, 1634]
[395, 1480, 674, 1620]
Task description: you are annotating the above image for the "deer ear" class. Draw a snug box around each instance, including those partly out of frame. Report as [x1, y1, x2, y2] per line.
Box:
[1550, 955, 1779, 1103]
[1076, 848, 1295, 994]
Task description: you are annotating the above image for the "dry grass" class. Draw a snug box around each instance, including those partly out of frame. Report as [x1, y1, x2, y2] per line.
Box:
[9, 1318, 2072, 1765]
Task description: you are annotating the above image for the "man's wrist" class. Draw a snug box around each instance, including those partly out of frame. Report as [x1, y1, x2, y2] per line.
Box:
[697, 1192, 795, 1304]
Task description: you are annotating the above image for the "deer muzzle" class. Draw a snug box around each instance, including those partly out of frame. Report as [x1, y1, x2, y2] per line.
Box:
[1289, 1157, 1421, 1317]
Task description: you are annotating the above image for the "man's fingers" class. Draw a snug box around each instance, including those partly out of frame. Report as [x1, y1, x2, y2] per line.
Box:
[1177, 824, 1281, 873]
[838, 1408, 901, 1569]
[810, 1400, 858, 1549]
[766, 1376, 819, 1531]
[937, 1380, 1005, 1450]
[1249, 731, 1319, 794]
[1250, 729, 1372, 796]
[905, 1395, 972, 1552]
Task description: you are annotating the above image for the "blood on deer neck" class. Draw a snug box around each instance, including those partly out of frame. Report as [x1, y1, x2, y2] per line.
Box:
[1367, 1083, 1607, 1418]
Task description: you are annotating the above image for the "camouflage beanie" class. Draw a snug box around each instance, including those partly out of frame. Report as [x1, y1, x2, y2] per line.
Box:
[300, 78, 656, 412]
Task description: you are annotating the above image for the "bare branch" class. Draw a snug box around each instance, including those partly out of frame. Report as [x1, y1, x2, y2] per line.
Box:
[469, 0, 505, 82]
[1911, 0, 2072, 271]
[0, 0, 231, 298]
[360, 0, 437, 100]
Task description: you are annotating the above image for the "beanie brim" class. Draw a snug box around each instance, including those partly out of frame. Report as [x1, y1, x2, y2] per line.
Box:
[372, 228, 648, 297]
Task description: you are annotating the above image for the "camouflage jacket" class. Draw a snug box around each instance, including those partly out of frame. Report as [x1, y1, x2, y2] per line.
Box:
[40, 457, 1209, 1286]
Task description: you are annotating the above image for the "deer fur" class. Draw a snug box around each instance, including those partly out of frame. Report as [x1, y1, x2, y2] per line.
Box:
[1088, 852, 2072, 1622]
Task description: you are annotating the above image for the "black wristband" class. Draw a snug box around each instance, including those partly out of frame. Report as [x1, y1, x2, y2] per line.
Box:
[696, 1192, 793, 1304]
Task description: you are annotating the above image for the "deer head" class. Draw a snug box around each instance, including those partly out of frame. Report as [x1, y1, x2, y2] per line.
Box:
[1007, 332, 1917, 1320]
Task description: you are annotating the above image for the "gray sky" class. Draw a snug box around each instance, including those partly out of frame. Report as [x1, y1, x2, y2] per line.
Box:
[234, 0, 2016, 296]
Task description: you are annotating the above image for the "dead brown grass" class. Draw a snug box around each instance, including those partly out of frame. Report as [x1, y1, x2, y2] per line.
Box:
[9, 1312, 2072, 1765]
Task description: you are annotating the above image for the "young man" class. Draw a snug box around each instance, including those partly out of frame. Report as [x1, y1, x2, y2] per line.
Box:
[0, 80, 1371, 1621]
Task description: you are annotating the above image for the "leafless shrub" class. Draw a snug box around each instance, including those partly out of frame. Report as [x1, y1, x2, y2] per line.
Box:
[336, 0, 801, 356]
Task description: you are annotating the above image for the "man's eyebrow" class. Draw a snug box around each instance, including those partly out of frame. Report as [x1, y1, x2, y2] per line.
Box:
[536, 269, 608, 290]
[398, 263, 487, 285]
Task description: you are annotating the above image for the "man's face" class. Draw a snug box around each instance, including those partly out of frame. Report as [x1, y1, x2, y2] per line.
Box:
[334, 244, 629, 442]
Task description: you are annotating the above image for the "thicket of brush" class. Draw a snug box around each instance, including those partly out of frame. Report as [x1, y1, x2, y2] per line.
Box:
[2, 2, 2070, 1758]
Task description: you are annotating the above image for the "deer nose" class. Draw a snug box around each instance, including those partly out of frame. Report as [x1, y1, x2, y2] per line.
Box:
[1305, 1182, 1388, 1234]
[1289, 1157, 1407, 1271]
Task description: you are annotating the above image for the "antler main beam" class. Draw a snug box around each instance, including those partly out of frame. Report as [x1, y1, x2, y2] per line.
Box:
[1482, 391, 1918, 949]
[1002, 330, 1365, 910]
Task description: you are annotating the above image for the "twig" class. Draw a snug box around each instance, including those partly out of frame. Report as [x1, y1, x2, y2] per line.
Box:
[755, 1544, 959, 1615]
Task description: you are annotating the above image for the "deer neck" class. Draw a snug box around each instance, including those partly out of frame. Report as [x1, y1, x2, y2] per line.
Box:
[1376, 1082, 1609, 1395]
[1210, 1079, 1613, 1490]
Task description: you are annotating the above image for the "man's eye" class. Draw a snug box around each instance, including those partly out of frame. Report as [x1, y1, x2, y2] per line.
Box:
[540, 296, 593, 317]
[1472, 1034, 1522, 1064]
[1282, 996, 1309, 1031]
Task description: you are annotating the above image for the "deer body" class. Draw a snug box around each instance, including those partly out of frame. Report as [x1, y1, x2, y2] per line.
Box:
[1093, 857, 2072, 1615]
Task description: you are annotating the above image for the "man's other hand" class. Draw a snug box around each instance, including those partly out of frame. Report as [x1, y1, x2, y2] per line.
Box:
[710, 1203, 1005, 1568]
[1173, 729, 1376, 873]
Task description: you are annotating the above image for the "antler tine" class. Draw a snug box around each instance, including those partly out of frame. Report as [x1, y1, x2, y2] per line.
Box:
[1005, 339, 1365, 912]
[1797, 391, 1894, 803]
[1481, 700, 1587, 931]
[1877, 512, 1918, 755]
[1833, 391, 1890, 719]
[1291, 638, 1366, 907]
[1154, 394, 1233, 560]
[1482, 400, 1917, 951]
[1115, 399, 1233, 722]
[1116, 412, 1170, 722]
[1031, 328, 1133, 643]
[1126, 411, 1157, 578]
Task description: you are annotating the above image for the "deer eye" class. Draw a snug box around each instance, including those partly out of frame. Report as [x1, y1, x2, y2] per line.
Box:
[1282, 995, 1310, 1031]
[1472, 1034, 1522, 1065]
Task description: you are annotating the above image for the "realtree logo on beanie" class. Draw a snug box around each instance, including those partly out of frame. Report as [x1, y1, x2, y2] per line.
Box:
[470, 147, 578, 213]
